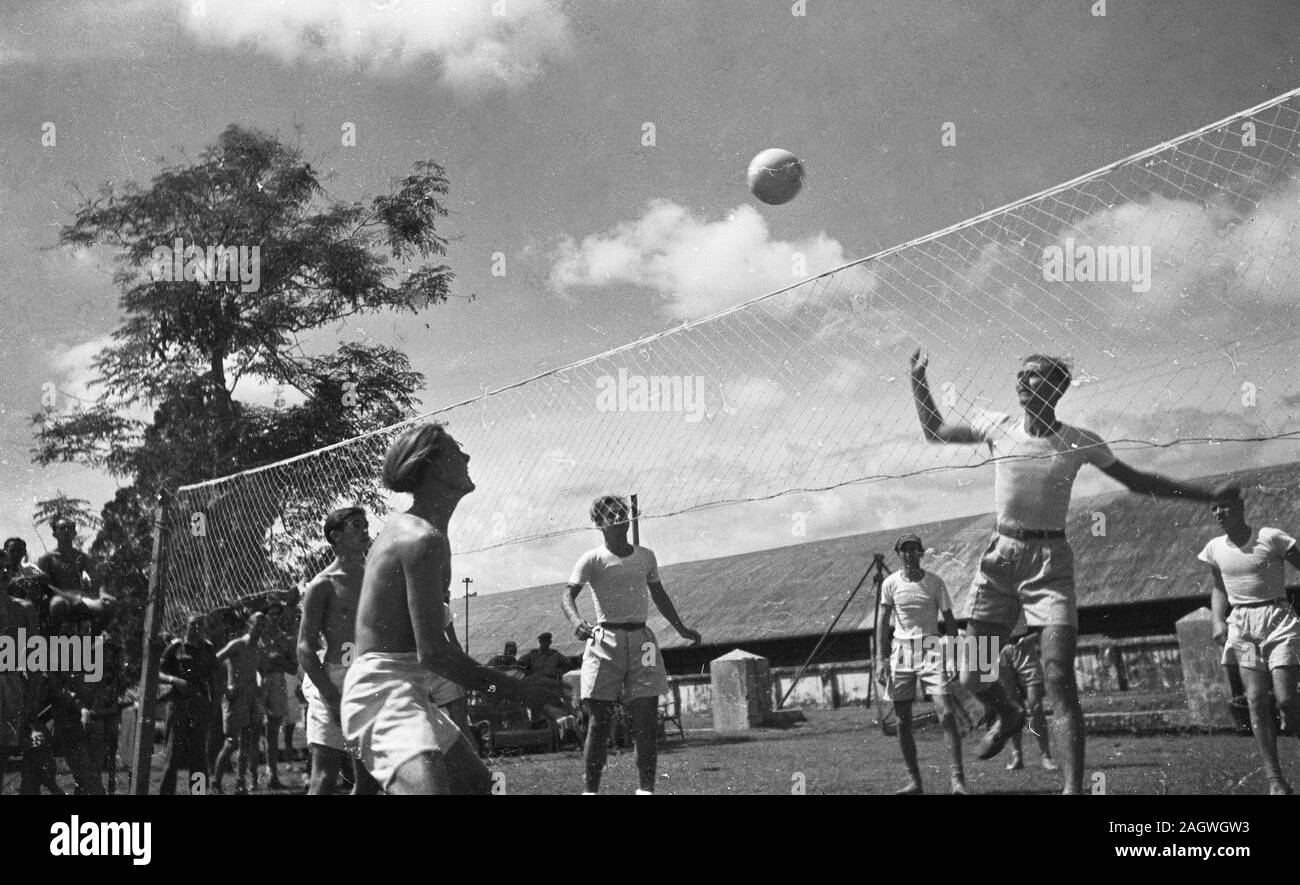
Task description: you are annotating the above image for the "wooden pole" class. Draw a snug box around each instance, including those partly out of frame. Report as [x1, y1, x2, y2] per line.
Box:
[462, 576, 473, 657]
[130, 490, 171, 795]
[630, 493, 640, 546]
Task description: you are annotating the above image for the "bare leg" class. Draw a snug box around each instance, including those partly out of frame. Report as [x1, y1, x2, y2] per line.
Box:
[1041, 626, 1083, 794]
[893, 700, 921, 794]
[213, 737, 237, 792]
[627, 696, 659, 793]
[265, 715, 283, 787]
[388, 750, 449, 795]
[237, 727, 254, 788]
[931, 693, 966, 793]
[308, 745, 344, 795]
[963, 620, 1024, 759]
[582, 700, 614, 793]
[1024, 683, 1056, 769]
[1270, 666, 1299, 794]
[351, 756, 380, 795]
[1241, 665, 1286, 791]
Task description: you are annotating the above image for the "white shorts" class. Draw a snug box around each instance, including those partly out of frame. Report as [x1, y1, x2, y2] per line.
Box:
[302, 664, 348, 752]
[341, 652, 463, 790]
[580, 625, 669, 703]
[1222, 601, 1300, 671]
[429, 674, 464, 708]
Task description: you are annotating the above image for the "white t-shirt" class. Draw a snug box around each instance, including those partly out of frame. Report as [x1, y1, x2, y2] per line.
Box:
[972, 411, 1117, 531]
[568, 545, 660, 624]
[1197, 527, 1297, 606]
[880, 570, 952, 639]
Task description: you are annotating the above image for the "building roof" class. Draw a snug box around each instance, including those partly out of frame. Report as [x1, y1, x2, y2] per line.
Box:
[464, 460, 1300, 659]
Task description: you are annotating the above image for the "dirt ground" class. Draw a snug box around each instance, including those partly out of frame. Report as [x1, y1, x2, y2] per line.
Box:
[6, 693, 1288, 796]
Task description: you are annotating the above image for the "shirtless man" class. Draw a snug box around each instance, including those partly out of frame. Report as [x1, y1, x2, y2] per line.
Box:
[341, 423, 542, 794]
[212, 612, 266, 794]
[298, 506, 379, 795]
[37, 517, 114, 628]
[258, 601, 296, 790]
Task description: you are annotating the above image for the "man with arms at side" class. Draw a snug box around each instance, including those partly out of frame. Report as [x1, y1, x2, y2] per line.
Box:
[1201, 485, 1300, 794]
[158, 615, 218, 795]
[876, 534, 967, 795]
[341, 423, 543, 794]
[563, 495, 702, 795]
[298, 507, 379, 795]
[212, 611, 266, 794]
[911, 349, 1212, 793]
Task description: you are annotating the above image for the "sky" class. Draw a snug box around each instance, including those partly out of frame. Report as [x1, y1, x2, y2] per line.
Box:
[2, 0, 1300, 605]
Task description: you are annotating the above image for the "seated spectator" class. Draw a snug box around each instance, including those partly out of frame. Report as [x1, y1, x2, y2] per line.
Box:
[487, 641, 519, 669]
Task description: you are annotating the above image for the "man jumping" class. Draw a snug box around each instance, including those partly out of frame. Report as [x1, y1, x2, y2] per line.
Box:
[1200, 485, 1300, 794]
[562, 494, 701, 795]
[341, 423, 542, 794]
[910, 349, 1213, 793]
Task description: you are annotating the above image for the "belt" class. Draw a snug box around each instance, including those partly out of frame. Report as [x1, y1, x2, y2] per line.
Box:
[997, 523, 1065, 540]
[1233, 598, 1288, 609]
[599, 621, 646, 631]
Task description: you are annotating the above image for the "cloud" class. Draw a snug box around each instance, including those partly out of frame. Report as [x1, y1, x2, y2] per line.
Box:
[173, 0, 572, 92]
[549, 201, 863, 320]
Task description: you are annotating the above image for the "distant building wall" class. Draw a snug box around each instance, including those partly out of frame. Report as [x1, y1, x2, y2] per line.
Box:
[667, 634, 1184, 714]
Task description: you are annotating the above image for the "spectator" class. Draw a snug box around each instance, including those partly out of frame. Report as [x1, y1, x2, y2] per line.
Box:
[519, 633, 567, 681]
[158, 615, 218, 795]
[37, 517, 114, 628]
[487, 641, 519, 669]
[257, 601, 296, 790]
[212, 612, 266, 794]
[84, 633, 131, 793]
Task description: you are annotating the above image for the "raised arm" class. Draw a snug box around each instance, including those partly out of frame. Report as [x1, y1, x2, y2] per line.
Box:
[400, 531, 522, 696]
[648, 581, 701, 645]
[297, 577, 338, 707]
[1097, 460, 1214, 501]
[910, 349, 984, 444]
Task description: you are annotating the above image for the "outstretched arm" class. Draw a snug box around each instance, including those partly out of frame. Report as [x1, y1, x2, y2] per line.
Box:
[910, 349, 984, 444]
[1097, 460, 1214, 501]
[648, 581, 701, 645]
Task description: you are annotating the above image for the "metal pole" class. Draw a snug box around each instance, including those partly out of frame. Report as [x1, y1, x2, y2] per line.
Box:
[130, 490, 171, 795]
[630, 493, 640, 546]
[462, 576, 473, 657]
[777, 553, 884, 709]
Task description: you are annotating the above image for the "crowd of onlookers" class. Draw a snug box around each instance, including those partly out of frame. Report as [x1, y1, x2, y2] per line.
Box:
[1, 520, 131, 794]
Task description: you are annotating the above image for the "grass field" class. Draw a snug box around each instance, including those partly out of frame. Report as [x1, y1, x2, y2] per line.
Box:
[6, 697, 1291, 796]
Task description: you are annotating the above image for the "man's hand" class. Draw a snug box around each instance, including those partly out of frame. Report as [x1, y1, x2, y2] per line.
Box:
[574, 621, 595, 641]
[910, 348, 929, 384]
[876, 657, 891, 686]
[29, 726, 49, 748]
[1212, 619, 1228, 645]
[678, 626, 702, 646]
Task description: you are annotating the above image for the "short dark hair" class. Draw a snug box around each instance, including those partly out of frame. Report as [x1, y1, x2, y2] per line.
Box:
[1211, 485, 1244, 506]
[1022, 354, 1072, 390]
[3, 538, 25, 554]
[383, 423, 451, 493]
[590, 495, 629, 527]
[50, 516, 75, 531]
[323, 507, 365, 547]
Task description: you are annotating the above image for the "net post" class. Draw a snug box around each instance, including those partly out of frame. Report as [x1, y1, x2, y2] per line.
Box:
[631, 493, 640, 546]
[130, 489, 171, 795]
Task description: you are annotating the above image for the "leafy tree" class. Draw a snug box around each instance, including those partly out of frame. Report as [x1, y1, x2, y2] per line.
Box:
[33, 124, 460, 651]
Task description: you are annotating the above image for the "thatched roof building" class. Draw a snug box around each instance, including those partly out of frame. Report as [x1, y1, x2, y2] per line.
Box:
[465, 461, 1299, 669]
